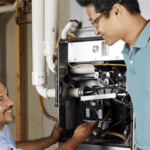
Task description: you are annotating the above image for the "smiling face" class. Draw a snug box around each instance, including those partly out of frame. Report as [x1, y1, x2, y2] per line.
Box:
[86, 5, 124, 46]
[0, 83, 15, 130]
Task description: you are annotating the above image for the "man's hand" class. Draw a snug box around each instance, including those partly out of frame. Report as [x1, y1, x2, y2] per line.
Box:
[16, 121, 63, 150]
[55, 120, 99, 150]
[72, 120, 99, 144]
[50, 121, 63, 144]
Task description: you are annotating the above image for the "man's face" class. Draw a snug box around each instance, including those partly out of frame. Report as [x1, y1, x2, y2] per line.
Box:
[86, 5, 123, 46]
[0, 83, 15, 129]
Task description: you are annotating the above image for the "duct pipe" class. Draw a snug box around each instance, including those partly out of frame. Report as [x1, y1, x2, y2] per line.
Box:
[36, 86, 55, 98]
[0, 0, 22, 14]
[32, 0, 46, 86]
[68, 88, 79, 98]
[44, 0, 58, 73]
[61, 21, 79, 40]
[32, 0, 55, 99]
[70, 64, 95, 74]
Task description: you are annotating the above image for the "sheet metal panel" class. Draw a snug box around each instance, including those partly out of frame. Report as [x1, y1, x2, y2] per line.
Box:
[68, 40, 125, 62]
[59, 142, 130, 150]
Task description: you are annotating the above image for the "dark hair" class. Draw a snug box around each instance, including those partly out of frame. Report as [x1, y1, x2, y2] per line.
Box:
[76, 0, 141, 18]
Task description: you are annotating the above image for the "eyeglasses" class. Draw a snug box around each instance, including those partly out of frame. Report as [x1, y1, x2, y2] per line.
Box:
[91, 0, 122, 28]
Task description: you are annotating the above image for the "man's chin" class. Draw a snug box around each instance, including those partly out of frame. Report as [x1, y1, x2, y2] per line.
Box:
[5, 115, 16, 124]
[105, 40, 115, 46]
[105, 38, 120, 46]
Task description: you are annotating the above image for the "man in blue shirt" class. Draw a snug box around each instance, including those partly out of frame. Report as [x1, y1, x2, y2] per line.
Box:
[0, 82, 64, 150]
[76, 0, 149, 150]
[0, 82, 98, 150]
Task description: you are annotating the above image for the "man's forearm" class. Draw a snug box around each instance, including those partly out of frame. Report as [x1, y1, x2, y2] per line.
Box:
[55, 137, 80, 150]
[16, 136, 56, 150]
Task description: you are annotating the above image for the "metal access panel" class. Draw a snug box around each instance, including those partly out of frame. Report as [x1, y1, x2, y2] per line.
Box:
[68, 40, 124, 62]
[59, 143, 130, 150]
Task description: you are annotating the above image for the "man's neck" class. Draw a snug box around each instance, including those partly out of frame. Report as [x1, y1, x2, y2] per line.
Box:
[122, 14, 148, 50]
[0, 124, 5, 131]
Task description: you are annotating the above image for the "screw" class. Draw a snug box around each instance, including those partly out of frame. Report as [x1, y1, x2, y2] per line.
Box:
[54, 103, 58, 107]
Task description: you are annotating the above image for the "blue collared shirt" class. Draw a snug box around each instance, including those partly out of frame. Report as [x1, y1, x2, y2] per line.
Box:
[0, 125, 22, 150]
[122, 21, 150, 150]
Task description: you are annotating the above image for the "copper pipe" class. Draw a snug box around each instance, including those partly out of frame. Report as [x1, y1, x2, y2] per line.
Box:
[107, 131, 127, 144]
[100, 131, 127, 144]
[39, 95, 57, 121]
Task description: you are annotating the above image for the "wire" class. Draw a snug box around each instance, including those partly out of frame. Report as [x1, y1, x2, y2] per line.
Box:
[39, 95, 57, 121]
[89, 87, 105, 95]
[55, 34, 75, 49]
[105, 76, 126, 91]
[101, 100, 111, 130]
[127, 134, 131, 144]
[113, 86, 126, 91]
[107, 111, 130, 131]
[113, 98, 131, 108]
[121, 94, 129, 103]
[69, 63, 126, 69]
[106, 76, 115, 85]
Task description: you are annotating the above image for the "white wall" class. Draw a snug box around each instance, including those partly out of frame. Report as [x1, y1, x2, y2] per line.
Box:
[70, 0, 150, 28]
[138, 0, 150, 20]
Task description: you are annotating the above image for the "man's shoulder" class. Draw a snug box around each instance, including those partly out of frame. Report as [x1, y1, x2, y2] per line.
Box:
[0, 138, 18, 150]
[0, 125, 18, 150]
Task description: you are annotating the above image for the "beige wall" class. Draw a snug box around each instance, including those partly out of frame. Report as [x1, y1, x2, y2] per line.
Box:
[0, 0, 70, 148]
[0, 13, 17, 140]
[0, 11, 42, 141]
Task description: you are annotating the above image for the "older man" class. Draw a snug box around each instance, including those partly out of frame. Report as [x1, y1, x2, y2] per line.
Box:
[0, 82, 98, 150]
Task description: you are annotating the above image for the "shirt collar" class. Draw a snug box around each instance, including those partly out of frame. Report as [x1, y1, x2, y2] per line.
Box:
[0, 125, 8, 139]
[134, 20, 150, 48]
[122, 20, 150, 57]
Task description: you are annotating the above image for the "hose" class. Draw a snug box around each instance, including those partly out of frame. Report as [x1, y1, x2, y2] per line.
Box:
[55, 34, 75, 49]
[39, 95, 57, 121]
[15, 0, 19, 18]
[100, 131, 127, 144]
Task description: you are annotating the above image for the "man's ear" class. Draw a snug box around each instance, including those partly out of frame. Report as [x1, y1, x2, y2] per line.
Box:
[113, 3, 122, 17]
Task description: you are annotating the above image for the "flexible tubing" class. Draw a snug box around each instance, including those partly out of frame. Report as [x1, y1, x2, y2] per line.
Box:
[39, 95, 57, 121]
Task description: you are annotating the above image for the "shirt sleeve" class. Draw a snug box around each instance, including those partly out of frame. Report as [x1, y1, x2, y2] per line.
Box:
[0, 138, 22, 150]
